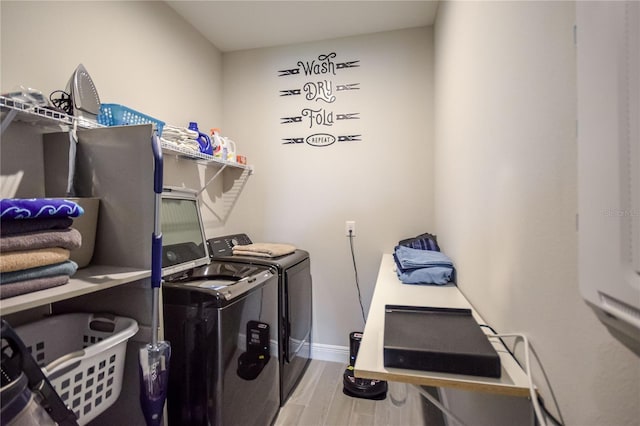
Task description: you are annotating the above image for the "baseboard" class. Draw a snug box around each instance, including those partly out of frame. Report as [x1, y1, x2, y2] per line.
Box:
[310, 342, 349, 364]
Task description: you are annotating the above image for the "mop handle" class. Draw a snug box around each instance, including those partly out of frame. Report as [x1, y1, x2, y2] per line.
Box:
[151, 133, 163, 347]
[151, 132, 163, 289]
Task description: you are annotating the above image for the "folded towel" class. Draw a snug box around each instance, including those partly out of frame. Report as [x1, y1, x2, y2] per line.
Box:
[394, 245, 453, 270]
[1, 260, 78, 285]
[160, 137, 203, 155]
[1, 198, 83, 220]
[393, 245, 456, 285]
[0, 228, 81, 252]
[396, 266, 453, 285]
[0, 217, 74, 236]
[398, 232, 440, 251]
[162, 125, 199, 139]
[0, 247, 70, 273]
[180, 139, 203, 151]
[233, 243, 296, 258]
[0, 275, 69, 299]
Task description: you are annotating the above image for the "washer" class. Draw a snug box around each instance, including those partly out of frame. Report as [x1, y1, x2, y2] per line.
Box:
[208, 234, 312, 406]
[162, 261, 280, 426]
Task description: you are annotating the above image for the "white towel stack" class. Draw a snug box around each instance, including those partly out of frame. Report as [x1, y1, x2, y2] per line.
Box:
[161, 125, 202, 153]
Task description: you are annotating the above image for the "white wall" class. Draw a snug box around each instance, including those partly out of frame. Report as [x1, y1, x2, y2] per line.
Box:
[222, 27, 434, 349]
[434, 2, 639, 425]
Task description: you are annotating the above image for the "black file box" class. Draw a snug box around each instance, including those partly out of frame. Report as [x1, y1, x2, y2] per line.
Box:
[383, 305, 501, 378]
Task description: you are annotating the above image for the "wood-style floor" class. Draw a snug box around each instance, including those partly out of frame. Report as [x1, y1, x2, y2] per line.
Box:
[275, 360, 436, 426]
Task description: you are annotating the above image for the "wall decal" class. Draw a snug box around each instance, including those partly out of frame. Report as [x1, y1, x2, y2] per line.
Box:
[336, 113, 360, 120]
[281, 116, 303, 124]
[282, 138, 305, 144]
[282, 134, 361, 146]
[306, 133, 336, 147]
[336, 83, 360, 91]
[281, 111, 359, 126]
[278, 53, 360, 77]
[279, 52, 361, 147]
[280, 82, 360, 98]
[280, 89, 302, 96]
[338, 135, 361, 142]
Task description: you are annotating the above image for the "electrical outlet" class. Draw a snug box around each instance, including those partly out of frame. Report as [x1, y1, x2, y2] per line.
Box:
[345, 221, 356, 237]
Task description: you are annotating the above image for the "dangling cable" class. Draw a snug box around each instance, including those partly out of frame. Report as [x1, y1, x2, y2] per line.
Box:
[490, 333, 548, 426]
[480, 324, 564, 426]
[348, 230, 366, 325]
[49, 90, 72, 115]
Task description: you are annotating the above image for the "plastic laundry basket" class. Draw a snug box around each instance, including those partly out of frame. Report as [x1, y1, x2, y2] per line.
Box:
[97, 103, 165, 136]
[14, 313, 138, 425]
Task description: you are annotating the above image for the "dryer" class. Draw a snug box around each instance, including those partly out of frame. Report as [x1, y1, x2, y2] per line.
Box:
[208, 234, 312, 406]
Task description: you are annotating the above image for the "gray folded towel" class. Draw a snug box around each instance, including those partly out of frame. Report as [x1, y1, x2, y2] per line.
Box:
[0, 275, 69, 299]
[0, 228, 81, 252]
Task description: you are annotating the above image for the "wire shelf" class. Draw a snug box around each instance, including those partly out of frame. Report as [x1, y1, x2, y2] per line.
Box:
[0, 95, 103, 133]
[160, 139, 253, 172]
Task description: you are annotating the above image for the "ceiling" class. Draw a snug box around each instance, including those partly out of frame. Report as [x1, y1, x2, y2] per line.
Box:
[166, 1, 439, 52]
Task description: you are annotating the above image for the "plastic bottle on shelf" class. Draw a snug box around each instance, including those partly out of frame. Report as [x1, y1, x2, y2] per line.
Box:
[210, 128, 227, 161]
[224, 138, 236, 162]
[188, 122, 213, 155]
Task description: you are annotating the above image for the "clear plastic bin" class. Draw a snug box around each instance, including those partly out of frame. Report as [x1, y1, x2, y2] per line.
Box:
[15, 313, 138, 425]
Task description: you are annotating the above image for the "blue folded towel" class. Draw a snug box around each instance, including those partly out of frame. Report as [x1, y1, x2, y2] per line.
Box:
[397, 266, 453, 285]
[0, 260, 78, 285]
[393, 245, 455, 285]
[398, 233, 440, 251]
[0, 198, 83, 220]
[394, 245, 453, 270]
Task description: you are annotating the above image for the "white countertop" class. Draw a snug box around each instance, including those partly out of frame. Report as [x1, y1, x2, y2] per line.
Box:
[354, 254, 530, 397]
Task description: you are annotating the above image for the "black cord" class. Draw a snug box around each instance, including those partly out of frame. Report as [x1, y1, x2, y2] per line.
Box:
[49, 90, 73, 115]
[348, 230, 366, 325]
[538, 396, 564, 426]
[479, 324, 520, 366]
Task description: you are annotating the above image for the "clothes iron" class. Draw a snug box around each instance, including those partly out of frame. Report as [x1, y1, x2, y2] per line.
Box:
[66, 63, 101, 121]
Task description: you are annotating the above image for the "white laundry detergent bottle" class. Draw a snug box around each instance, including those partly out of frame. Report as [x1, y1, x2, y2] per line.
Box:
[210, 128, 224, 159]
[224, 138, 236, 162]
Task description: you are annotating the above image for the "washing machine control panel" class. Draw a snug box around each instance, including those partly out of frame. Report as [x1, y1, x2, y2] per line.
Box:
[208, 234, 253, 257]
[185, 269, 275, 301]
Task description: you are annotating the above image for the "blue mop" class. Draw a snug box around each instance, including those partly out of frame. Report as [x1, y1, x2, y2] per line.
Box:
[139, 132, 171, 426]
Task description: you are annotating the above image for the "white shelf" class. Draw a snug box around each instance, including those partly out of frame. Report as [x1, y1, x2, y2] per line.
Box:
[0, 101, 251, 316]
[1, 102, 159, 426]
[0, 95, 103, 134]
[160, 139, 253, 172]
[1, 123, 156, 317]
[0, 265, 150, 316]
[355, 254, 531, 397]
[161, 139, 253, 223]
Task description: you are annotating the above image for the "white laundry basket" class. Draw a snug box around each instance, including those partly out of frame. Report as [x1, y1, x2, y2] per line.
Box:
[14, 313, 138, 425]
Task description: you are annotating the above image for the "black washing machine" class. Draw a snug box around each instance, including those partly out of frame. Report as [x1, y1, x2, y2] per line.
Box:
[208, 234, 312, 406]
[163, 261, 280, 426]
